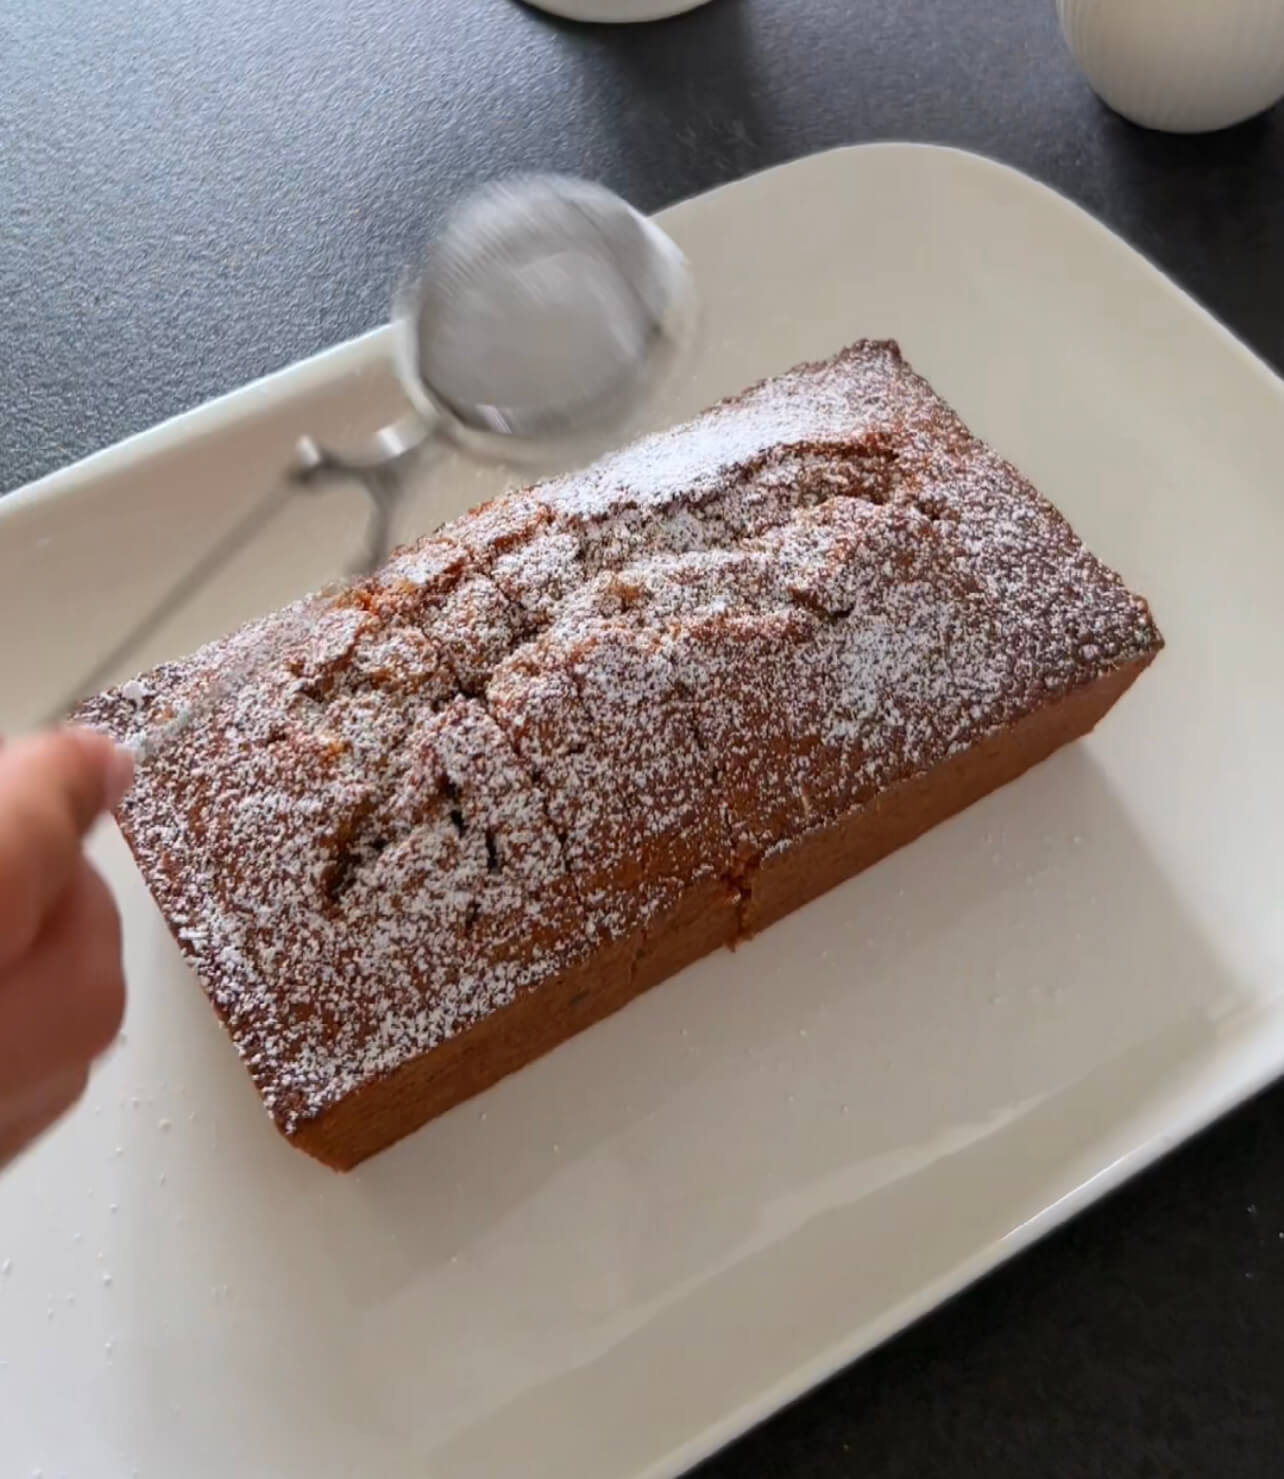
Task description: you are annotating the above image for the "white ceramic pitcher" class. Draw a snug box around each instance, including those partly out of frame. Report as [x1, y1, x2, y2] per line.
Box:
[1059, 0, 1284, 133]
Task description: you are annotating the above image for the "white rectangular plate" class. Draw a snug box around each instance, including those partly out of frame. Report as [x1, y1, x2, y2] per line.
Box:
[1, 143, 1282, 1479]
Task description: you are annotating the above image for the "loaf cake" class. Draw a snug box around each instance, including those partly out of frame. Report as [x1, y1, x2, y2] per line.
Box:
[77, 341, 1163, 1169]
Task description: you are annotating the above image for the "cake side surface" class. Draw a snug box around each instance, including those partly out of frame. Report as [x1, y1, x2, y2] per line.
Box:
[76, 340, 1163, 1165]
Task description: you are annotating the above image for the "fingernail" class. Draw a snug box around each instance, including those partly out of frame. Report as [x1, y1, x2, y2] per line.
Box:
[104, 745, 135, 812]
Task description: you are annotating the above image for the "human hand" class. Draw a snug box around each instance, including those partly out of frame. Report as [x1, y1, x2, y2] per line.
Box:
[0, 729, 133, 1171]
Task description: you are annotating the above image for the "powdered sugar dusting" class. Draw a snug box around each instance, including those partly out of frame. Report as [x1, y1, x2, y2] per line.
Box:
[76, 340, 1162, 1142]
[534, 342, 933, 526]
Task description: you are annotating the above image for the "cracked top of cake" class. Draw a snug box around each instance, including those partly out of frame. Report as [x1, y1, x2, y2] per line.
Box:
[76, 341, 1162, 1133]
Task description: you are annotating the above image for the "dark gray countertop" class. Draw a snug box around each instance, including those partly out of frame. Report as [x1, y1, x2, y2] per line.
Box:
[4, 0, 1283, 1472]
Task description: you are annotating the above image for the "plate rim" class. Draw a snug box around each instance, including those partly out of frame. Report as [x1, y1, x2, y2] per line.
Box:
[650, 1028, 1284, 1478]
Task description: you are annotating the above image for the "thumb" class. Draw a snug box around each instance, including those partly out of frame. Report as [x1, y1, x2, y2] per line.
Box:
[0, 729, 133, 971]
[0, 728, 133, 828]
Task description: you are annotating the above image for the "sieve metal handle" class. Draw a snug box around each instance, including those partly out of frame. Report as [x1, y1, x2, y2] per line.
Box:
[43, 478, 300, 730]
[292, 408, 440, 575]
[43, 412, 434, 734]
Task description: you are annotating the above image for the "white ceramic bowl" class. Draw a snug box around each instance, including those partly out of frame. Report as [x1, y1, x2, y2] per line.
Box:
[1059, 0, 1284, 133]
[522, 0, 714, 21]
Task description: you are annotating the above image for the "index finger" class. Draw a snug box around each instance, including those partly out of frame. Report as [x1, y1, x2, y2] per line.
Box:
[0, 729, 133, 972]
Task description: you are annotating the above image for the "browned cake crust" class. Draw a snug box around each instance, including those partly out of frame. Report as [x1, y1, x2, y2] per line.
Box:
[77, 342, 1163, 1169]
